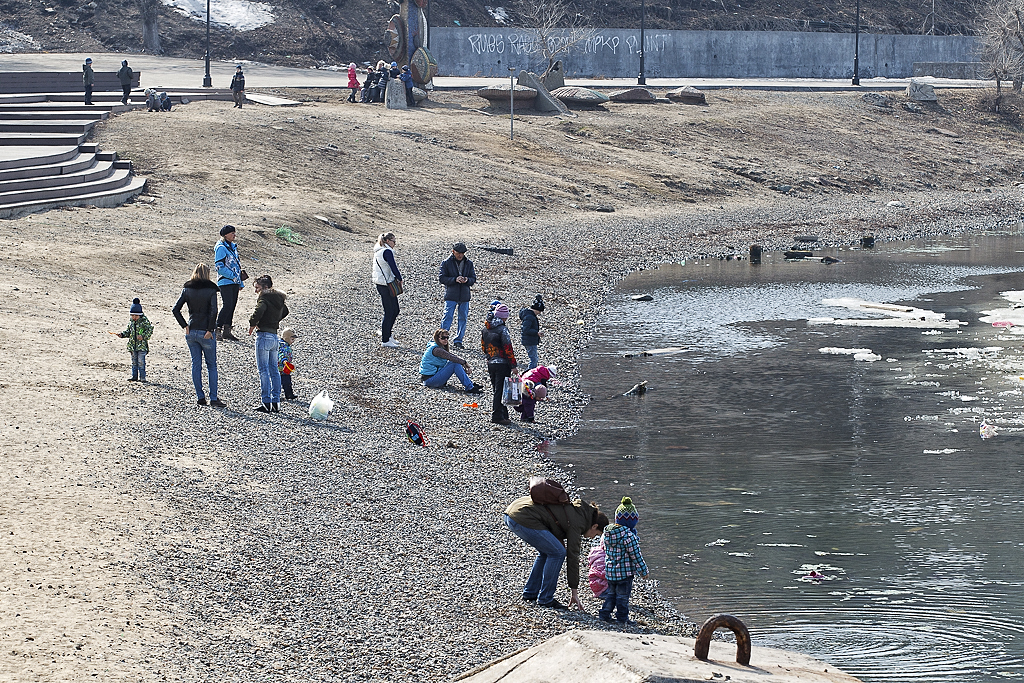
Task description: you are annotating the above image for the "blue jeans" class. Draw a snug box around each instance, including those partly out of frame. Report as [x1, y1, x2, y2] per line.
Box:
[525, 345, 539, 369]
[130, 350, 147, 380]
[599, 576, 634, 623]
[423, 361, 474, 390]
[185, 330, 218, 401]
[255, 331, 281, 403]
[504, 514, 566, 605]
[442, 300, 469, 344]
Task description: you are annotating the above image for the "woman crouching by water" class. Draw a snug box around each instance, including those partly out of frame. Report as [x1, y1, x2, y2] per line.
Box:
[504, 496, 608, 611]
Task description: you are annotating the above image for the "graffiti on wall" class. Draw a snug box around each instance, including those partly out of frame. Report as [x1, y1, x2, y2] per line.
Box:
[466, 31, 671, 57]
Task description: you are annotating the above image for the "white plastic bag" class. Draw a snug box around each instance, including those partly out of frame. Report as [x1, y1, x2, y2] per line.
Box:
[308, 389, 334, 420]
[502, 377, 522, 406]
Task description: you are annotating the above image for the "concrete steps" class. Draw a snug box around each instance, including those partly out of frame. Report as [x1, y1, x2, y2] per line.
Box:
[0, 91, 146, 218]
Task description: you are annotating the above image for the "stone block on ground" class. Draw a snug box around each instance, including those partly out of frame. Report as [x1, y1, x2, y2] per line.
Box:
[608, 87, 656, 102]
[906, 78, 938, 102]
[667, 85, 707, 104]
[476, 84, 537, 107]
[550, 86, 609, 105]
[456, 630, 863, 683]
[411, 87, 427, 102]
[541, 60, 565, 90]
[517, 71, 569, 114]
[385, 79, 407, 109]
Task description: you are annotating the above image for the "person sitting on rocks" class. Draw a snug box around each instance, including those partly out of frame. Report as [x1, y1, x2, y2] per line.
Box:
[419, 329, 483, 393]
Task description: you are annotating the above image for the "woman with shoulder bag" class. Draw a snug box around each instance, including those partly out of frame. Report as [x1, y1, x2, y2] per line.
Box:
[372, 232, 403, 348]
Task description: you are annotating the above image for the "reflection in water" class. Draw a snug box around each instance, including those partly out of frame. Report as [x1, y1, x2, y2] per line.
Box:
[553, 234, 1024, 682]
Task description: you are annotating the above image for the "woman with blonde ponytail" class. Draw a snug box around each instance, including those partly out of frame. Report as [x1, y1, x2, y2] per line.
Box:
[371, 232, 403, 347]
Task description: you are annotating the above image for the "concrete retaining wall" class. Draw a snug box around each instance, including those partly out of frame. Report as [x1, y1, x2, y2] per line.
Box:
[431, 28, 980, 79]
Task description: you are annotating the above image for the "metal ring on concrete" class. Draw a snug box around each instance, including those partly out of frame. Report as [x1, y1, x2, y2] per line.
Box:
[693, 613, 752, 666]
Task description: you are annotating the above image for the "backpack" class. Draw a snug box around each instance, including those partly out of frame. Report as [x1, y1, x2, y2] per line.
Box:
[529, 476, 569, 505]
[406, 419, 428, 447]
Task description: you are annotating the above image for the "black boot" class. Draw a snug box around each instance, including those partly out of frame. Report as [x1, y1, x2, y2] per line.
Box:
[271, 403, 280, 413]
[222, 325, 239, 341]
[256, 403, 272, 413]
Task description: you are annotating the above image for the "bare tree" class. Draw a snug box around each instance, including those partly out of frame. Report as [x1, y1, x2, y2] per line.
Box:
[514, 0, 596, 72]
[138, 0, 162, 53]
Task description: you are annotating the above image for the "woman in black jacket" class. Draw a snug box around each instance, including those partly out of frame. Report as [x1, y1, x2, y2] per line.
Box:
[172, 263, 226, 407]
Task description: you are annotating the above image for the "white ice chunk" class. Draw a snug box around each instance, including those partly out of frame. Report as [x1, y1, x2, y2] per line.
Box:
[819, 347, 873, 355]
[854, 352, 882, 362]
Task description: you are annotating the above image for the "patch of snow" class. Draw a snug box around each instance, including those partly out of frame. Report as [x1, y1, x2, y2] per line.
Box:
[484, 5, 509, 24]
[161, 0, 274, 31]
[818, 347, 873, 355]
[0, 25, 40, 52]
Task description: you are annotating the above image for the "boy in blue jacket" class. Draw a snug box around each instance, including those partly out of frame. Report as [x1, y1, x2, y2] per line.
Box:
[400, 65, 415, 107]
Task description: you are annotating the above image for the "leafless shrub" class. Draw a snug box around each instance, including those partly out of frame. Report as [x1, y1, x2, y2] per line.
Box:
[513, 0, 596, 71]
[978, 0, 1024, 111]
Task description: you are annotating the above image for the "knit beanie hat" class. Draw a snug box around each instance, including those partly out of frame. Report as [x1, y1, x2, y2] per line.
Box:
[129, 297, 143, 315]
[220, 224, 236, 237]
[531, 295, 545, 312]
[615, 496, 639, 529]
[493, 303, 510, 320]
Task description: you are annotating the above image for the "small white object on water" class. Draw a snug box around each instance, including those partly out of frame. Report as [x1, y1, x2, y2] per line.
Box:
[853, 352, 882, 362]
[980, 421, 999, 439]
[819, 347, 873, 355]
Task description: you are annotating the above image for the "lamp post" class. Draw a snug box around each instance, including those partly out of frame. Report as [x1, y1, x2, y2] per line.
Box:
[851, 0, 860, 85]
[203, 0, 212, 87]
[638, 0, 646, 85]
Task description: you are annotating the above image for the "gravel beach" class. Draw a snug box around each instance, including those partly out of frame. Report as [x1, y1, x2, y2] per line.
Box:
[2, 90, 1022, 681]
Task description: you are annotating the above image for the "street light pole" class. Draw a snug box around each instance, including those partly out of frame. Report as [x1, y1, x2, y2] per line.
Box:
[638, 0, 646, 85]
[203, 0, 212, 87]
[852, 0, 860, 86]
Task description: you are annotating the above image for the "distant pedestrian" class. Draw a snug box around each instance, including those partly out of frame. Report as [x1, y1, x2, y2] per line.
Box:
[481, 303, 518, 425]
[361, 65, 375, 103]
[599, 497, 649, 624]
[171, 263, 226, 407]
[231, 65, 245, 108]
[248, 275, 289, 413]
[519, 295, 544, 369]
[400, 65, 415, 107]
[278, 327, 298, 400]
[83, 57, 94, 106]
[438, 242, 476, 348]
[374, 60, 388, 103]
[372, 232, 402, 347]
[114, 298, 153, 382]
[347, 63, 360, 102]
[214, 225, 245, 341]
[117, 60, 133, 105]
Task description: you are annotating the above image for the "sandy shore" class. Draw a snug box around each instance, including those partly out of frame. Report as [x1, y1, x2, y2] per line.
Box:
[2, 90, 1022, 681]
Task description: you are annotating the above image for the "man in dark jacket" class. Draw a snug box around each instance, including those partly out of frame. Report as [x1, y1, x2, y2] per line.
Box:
[83, 57, 94, 105]
[230, 65, 245, 108]
[117, 60, 133, 105]
[172, 264, 226, 407]
[439, 242, 476, 348]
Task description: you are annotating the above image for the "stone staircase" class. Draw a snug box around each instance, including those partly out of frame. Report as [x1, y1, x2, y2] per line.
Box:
[0, 91, 146, 219]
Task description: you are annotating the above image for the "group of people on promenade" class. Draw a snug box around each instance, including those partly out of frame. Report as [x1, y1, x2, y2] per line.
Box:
[81, 57, 135, 105]
[371, 233, 553, 425]
[349, 61, 417, 107]
[111, 225, 296, 412]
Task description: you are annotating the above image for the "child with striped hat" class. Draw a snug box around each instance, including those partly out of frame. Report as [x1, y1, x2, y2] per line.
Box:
[599, 496, 648, 624]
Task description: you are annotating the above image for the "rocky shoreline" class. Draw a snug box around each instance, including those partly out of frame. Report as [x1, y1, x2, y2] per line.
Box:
[102, 190, 1019, 682]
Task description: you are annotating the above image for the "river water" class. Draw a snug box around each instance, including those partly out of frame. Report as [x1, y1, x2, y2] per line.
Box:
[551, 231, 1024, 682]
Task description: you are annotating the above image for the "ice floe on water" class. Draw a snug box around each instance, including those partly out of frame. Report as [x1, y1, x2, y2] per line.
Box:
[818, 347, 881, 361]
[811, 297, 966, 328]
[923, 346, 1003, 359]
[161, 0, 274, 30]
[979, 290, 1024, 327]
